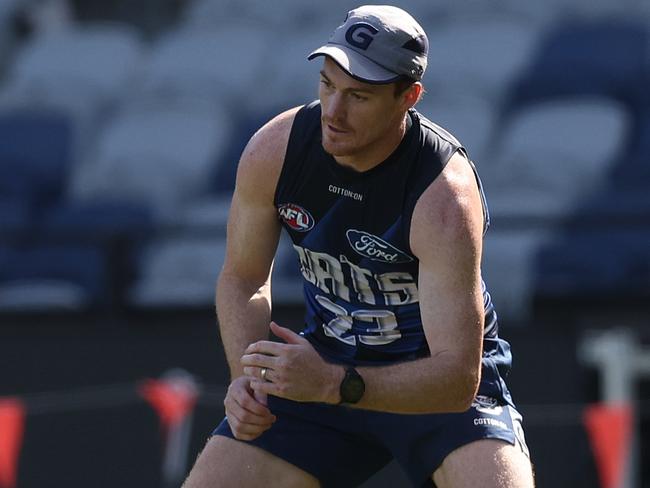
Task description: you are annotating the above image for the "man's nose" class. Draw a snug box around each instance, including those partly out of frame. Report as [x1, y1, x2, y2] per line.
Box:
[324, 92, 346, 121]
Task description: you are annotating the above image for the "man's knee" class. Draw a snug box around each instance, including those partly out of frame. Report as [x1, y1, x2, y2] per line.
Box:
[183, 435, 320, 488]
[433, 439, 534, 488]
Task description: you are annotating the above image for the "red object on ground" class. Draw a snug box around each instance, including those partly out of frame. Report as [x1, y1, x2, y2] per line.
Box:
[583, 403, 633, 488]
[139, 378, 198, 435]
[0, 398, 26, 488]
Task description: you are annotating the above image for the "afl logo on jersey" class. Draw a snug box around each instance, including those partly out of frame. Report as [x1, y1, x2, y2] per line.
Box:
[278, 203, 315, 232]
[346, 230, 413, 263]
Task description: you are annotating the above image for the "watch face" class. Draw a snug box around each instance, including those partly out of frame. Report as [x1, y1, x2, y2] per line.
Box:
[341, 368, 365, 404]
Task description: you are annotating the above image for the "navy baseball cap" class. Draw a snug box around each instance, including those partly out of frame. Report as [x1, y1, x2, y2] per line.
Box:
[308, 5, 428, 84]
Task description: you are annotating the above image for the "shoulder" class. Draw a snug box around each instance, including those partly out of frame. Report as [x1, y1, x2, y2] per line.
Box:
[238, 105, 302, 178]
[410, 151, 484, 261]
[235, 105, 302, 202]
[407, 109, 464, 181]
[414, 110, 463, 152]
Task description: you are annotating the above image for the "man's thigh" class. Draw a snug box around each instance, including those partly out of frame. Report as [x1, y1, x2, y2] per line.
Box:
[182, 435, 320, 488]
[432, 439, 534, 488]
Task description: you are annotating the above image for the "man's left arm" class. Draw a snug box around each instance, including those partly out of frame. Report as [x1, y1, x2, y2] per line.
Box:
[351, 151, 485, 413]
[244, 152, 485, 414]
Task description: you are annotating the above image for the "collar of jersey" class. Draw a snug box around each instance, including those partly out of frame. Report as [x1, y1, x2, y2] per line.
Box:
[323, 110, 417, 184]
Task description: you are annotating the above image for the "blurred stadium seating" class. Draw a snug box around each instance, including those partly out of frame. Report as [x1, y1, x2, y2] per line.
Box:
[0, 0, 648, 319]
[0, 108, 72, 214]
[1, 2, 649, 488]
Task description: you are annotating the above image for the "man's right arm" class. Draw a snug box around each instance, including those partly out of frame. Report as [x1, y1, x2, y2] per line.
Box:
[215, 107, 299, 441]
[216, 107, 299, 379]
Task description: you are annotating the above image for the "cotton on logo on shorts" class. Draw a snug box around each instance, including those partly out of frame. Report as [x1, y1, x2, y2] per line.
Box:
[473, 417, 508, 429]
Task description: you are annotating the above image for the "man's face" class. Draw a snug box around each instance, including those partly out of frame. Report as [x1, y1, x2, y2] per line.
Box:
[318, 57, 407, 162]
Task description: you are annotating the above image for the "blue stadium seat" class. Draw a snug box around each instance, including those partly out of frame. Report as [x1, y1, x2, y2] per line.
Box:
[2, 22, 144, 107]
[424, 15, 542, 104]
[0, 22, 144, 157]
[247, 23, 332, 113]
[611, 108, 650, 189]
[498, 0, 649, 25]
[211, 108, 277, 195]
[0, 0, 22, 67]
[574, 188, 650, 225]
[482, 229, 554, 322]
[575, 107, 650, 222]
[128, 235, 227, 308]
[136, 23, 270, 104]
[482, 97, 631, 221]
[533, 230, 650, 298]
[40, 200, 153, 240]
[182, 0, 318, 31]
[0, 197, 32, 237]
[0, 244, 110, 311]
[68, 104, 230, 221]
[0, 108, 72, 212]
[508, 20, 649, 109]
[162, 196, 231, 231]
[0, 244, 11, 270]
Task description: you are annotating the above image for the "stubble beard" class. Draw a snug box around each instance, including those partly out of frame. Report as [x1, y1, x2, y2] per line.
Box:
[321, 127, 361, 158]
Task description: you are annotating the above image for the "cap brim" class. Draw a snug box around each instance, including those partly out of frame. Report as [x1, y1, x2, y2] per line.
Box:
[308, 45, 401, 84]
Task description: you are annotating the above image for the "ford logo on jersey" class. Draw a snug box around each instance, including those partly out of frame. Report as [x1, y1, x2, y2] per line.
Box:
[278, 203, 315, 232]
[346, 230, 413, 263]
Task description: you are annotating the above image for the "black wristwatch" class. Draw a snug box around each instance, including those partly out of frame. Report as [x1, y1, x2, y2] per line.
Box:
[339, 367, 365, 404]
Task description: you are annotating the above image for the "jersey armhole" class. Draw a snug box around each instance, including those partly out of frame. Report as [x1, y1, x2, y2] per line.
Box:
[402, 142, 461, 258]
[466, 157, 491, 235]
[273, 101, 321, 207]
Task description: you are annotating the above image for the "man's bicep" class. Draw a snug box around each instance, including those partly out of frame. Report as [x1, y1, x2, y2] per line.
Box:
[411, 156, 485, 358]
[222, 183, 281, 286]
[416, 249, 483, 357]
[219, 107, 298, 285]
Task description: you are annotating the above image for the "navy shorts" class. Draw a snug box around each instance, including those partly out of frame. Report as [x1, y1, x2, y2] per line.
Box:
[212, 394, 529, 488]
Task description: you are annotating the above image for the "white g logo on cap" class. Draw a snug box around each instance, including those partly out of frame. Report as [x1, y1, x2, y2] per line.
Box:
[345, 23, 379, 50]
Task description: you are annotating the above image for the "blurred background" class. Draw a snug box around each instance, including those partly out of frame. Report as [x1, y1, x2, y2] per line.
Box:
[0, 0, 649, 487]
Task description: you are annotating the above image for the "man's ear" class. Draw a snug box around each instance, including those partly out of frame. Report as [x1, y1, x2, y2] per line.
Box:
[403, 82, 423, 109]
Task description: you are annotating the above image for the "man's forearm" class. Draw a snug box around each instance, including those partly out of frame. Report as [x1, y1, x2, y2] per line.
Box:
[216, 272, 273, 379]
[342, 353, 480, 414]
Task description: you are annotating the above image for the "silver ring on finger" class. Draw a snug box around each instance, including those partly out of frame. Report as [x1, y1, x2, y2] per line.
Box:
[261, 367, 269, 382]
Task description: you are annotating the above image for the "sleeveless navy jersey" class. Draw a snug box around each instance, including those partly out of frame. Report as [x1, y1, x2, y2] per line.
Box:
[274, 101, 513, 404]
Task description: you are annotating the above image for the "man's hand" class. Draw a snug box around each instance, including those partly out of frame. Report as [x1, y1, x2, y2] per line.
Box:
[224, 376, 276, 441]
[241, 322, 343, 404]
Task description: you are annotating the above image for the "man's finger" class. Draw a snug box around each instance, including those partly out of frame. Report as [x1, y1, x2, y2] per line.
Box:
[241, 353, 277, 369]
[232, 384, 275, 418]
[226, 399, 276, 427]
[253, 388, 268, 406]
[244, 340, 286, 356]
[270, 321, 307, 345]
[231, 426, 271, 442]
[242, 366, 274, 381]
[226, 412, 273, 440]
[250, 379, 283, 399]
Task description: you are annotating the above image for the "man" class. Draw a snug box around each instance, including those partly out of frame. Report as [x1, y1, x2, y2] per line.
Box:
[184, 5, 534, 487]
